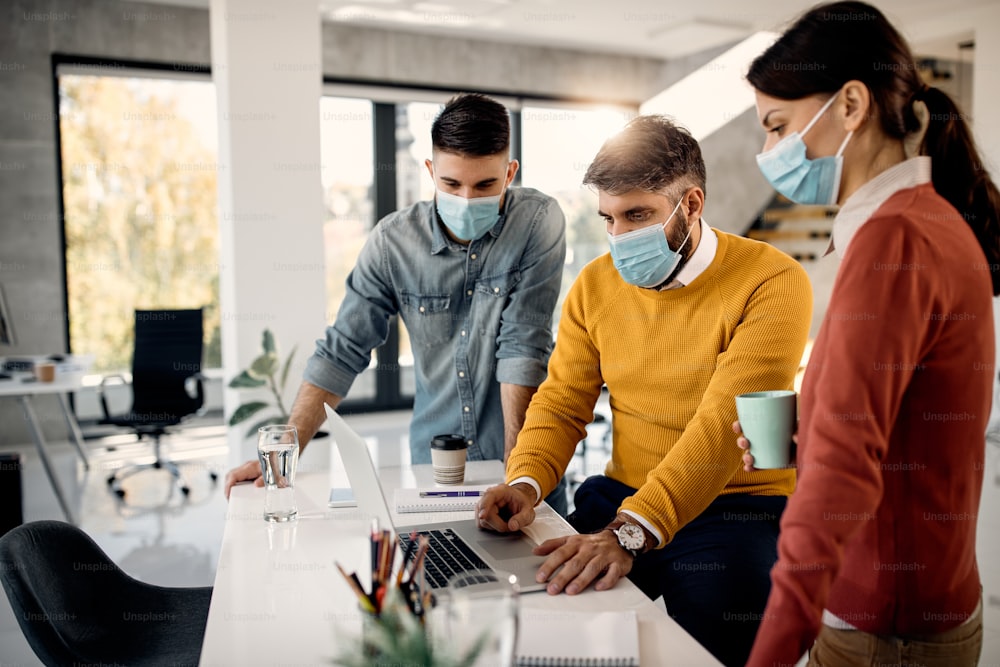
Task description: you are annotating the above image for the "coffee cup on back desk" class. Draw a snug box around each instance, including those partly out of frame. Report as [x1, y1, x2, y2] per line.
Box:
[735, 390, 797, 469]
[34, 362, 56, 383]
[431, 434, 468, 485]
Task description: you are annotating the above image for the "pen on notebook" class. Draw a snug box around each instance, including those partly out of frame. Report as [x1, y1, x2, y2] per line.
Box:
[418, 490, 483, 498]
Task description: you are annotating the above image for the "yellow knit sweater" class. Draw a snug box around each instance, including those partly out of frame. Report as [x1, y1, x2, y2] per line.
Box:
[506, 229, 813, 545]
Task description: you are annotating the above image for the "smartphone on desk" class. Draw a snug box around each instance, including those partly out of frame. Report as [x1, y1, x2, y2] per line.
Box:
[328, 487, 357, 508]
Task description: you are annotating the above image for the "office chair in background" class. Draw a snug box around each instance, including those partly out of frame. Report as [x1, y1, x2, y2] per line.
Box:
[0, 520, 211, 667]
[98, 308, 217, 499]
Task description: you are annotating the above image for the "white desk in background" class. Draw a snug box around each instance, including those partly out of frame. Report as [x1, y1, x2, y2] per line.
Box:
[0, 372, 89, 524]
[200, 458, 720, 666]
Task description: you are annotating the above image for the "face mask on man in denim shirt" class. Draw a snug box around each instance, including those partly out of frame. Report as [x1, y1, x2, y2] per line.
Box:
[435, 188, 504, 241]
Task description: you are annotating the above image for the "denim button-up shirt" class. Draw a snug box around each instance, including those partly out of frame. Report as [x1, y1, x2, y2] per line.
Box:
[304, 187, 566, 463]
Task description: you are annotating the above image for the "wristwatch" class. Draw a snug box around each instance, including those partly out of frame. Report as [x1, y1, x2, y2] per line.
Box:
[608, 521, 647, 558]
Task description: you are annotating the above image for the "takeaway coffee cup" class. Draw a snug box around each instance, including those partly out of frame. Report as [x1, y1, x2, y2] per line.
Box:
[431, 434, 468, 485]
[735, 390, 797, 469]
[34, 362, 56, 383]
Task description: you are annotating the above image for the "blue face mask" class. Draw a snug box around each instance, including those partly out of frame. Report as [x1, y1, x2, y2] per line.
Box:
[435, 188, 504, 242]
[755, 94, 853, 206]
[607, 198, 691, 288]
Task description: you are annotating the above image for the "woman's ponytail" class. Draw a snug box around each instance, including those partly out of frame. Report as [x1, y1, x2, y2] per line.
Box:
[921, 86, 1000, 295]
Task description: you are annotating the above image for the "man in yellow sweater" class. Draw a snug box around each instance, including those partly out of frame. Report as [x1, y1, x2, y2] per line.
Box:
[477, 115, 812, 666]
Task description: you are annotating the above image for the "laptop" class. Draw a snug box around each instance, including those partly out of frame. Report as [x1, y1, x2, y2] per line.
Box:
[324, 403, 550, 594]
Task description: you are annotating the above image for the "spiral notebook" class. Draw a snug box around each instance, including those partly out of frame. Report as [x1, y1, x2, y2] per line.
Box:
[393, 485, 493, 513]
[516, 608, 640, 666]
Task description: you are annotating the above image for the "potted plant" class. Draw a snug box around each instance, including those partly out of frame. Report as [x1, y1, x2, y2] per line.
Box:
[228, 329, 297, 438]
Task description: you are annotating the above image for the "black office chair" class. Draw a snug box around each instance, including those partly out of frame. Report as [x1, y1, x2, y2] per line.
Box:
[0, 520, 211, 667]
[99, 308, 216, 499]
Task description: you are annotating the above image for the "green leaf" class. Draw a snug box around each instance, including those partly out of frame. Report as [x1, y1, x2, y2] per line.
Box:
[249, 352, 280, 378]
[228, 401, 269, 426]
[228, 370, 266, 389]
[245, 415, 288, 439]
[279, 344, 298, 393]
[261, 328, 276, 354]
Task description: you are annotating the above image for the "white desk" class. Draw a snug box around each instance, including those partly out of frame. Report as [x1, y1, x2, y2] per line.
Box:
[200, 459, 720, 666]
[0, 372, 89, 524]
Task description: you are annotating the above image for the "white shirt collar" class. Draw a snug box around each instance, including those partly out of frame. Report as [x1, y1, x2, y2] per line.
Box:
[662, 218, 717, 290]
[827, 156, 932, 258]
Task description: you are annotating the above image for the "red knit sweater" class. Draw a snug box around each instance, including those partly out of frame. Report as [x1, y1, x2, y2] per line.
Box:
[748, 183, 993, 666]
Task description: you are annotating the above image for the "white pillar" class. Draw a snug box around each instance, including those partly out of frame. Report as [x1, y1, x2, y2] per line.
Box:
[972, 4, 1000, 176]
[971, 4, 1000, 433]
[211, 0, 326, 464]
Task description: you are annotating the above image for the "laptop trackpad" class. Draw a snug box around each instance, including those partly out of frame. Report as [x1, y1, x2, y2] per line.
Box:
[448, 519, 553, 593]
[452, 521, 544, 561]
[479, 533, 539, 561]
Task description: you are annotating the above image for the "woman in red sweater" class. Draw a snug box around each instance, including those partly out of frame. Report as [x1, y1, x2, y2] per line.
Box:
[737, 2, 1000, 665]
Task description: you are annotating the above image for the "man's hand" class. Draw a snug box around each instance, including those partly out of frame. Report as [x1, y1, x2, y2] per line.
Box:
[224, 458, 264, 499]
[533, 531, 633, 595]
[477, 483, 536, 532]
[222, 383, 342, 499]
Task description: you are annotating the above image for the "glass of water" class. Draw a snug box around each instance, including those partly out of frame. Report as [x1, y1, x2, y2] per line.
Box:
[257, 424, 299, 522]
[445, 569, 519, 667]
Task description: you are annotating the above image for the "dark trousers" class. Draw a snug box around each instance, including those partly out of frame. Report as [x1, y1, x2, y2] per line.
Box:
[543, 475, 569, 517]
[568, 475, 786, 667]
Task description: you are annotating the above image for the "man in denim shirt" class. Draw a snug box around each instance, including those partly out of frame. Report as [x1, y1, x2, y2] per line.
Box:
[225, 94, 568, 514]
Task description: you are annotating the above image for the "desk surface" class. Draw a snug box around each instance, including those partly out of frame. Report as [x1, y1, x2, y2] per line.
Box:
[200, 457, 719, 666]
[0, 373, 83, 397]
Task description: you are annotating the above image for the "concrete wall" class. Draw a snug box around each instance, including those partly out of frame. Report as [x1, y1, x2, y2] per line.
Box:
[0, 0, 693, 446]
[699, 107, 776, 235]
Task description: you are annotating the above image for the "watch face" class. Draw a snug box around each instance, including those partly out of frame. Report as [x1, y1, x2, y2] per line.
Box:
[618, 523, 645, 550]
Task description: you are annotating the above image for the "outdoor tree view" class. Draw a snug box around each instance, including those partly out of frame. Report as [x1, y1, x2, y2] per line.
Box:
[59, 74, 221, 372]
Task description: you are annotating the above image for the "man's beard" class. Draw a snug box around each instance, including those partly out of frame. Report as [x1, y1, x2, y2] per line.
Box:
[653, 211, 695, 289]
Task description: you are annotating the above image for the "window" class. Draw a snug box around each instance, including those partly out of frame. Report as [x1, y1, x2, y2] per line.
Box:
[520, 104, 634, 327]
[319, 96, 376, 399]
[394, 100, 446, 393]
[59, 69, 220, 372]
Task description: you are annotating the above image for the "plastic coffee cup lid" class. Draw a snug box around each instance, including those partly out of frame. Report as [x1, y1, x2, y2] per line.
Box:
[431, 434, 467, 450]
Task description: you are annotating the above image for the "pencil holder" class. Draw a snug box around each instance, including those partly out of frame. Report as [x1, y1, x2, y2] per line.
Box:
[338, 588, 436, 666]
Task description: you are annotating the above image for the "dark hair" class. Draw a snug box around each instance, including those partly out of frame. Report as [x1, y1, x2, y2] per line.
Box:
[583, 115, 707, 198]
[431, 93, 510, 157]
[747, 1, 1000, 294]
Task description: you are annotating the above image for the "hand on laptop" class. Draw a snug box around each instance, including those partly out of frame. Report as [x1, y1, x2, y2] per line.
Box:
[224, 459, 264, 499]
[532, 532, 633, 596]
[477, 483, 537, 533]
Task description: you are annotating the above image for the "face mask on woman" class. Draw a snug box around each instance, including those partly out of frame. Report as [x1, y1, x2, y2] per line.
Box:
[756, 94, 853, 206]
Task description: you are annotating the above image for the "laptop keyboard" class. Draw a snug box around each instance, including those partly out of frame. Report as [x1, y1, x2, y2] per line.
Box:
[399, 528, 491, 589]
